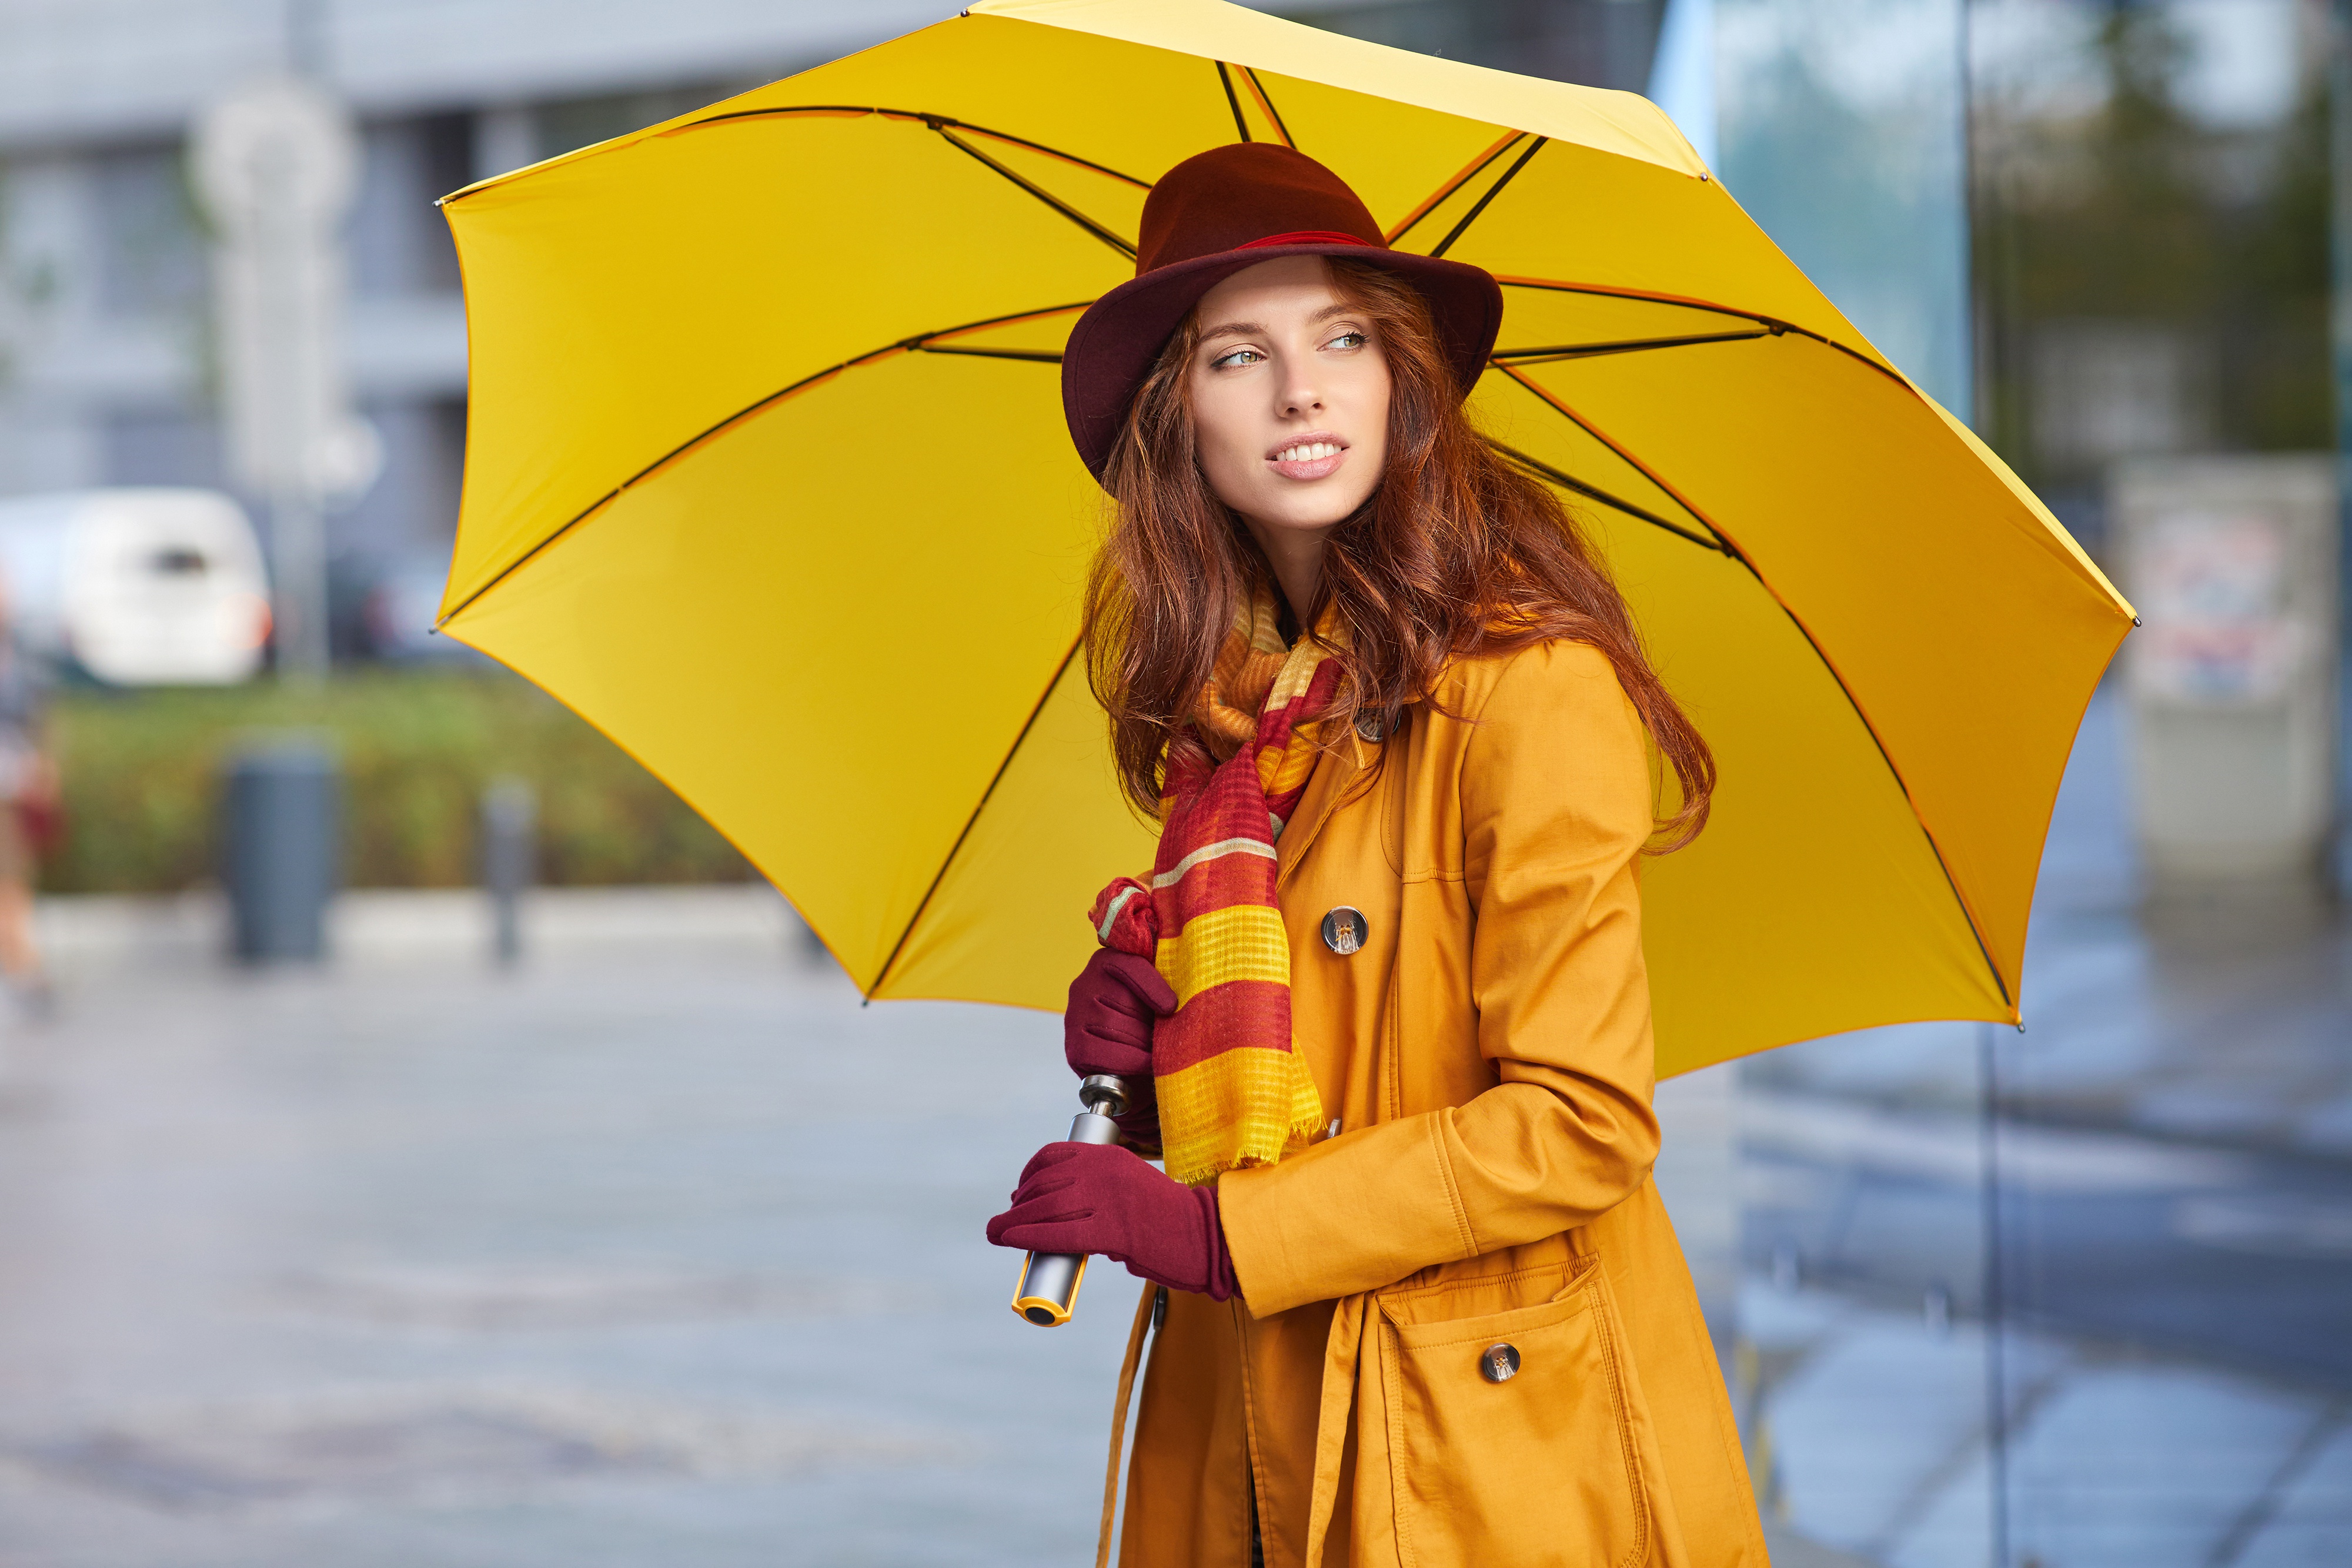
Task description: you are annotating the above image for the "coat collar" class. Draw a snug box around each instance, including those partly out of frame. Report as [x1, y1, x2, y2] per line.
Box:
[1277, 726, 1372, 891]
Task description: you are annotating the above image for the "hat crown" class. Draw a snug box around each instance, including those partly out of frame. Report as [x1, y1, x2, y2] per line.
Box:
[1135, 144, 1385, 276]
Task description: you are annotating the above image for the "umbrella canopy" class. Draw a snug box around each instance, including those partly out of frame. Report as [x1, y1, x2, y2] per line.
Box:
[435, 0, 2132, 1077]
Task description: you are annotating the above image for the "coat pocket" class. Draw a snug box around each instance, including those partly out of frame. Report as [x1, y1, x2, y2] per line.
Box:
[1377, 1257, 1656, 1568]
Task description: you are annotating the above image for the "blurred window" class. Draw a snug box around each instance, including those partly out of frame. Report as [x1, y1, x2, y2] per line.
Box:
[88, 142, 206, 319]
[349, 114, 471, 297]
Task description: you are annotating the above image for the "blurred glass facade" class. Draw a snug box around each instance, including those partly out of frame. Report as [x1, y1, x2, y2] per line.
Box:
[1708, 2, 2352, 1564]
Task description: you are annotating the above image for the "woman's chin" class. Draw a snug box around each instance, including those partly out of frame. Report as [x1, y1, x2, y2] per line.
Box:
[1247, 488, 1378, 536]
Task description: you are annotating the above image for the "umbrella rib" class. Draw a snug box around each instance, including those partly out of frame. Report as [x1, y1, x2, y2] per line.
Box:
[1496, 277, 1912, 388]
[1240, 67, 1297, 149]
[919, 346, 1064, 363]
[932, 126, 1137, 259]
[1386, 131, 1528, 246]
[868, 635, 1085, 999]
[657, 104, 1155, 188]
[1491, 363, 2015, 1014]
[1491, 329, 1772, 365]
[1491, 363, 1749, 563]
[1429, 136, 1548, 259]
[1488, 440, 1726, 553]
[435, 302, 1091, 628]
[1215, 62, 1252, 142]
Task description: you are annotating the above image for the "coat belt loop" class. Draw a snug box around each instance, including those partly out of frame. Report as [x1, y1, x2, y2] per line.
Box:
[1097, 1284, 1161, 1568]
[1302, 1290, 1369, 1566]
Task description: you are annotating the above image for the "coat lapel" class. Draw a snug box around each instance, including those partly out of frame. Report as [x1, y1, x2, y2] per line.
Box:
[1277, 730, 1369, 892]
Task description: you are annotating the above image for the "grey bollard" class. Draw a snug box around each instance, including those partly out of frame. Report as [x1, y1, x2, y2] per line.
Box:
[221, 737, 340, 963]
[479, 776, 536, 967]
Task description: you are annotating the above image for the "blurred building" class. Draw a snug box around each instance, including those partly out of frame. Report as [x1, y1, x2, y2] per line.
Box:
[0, 0, 1662, 658]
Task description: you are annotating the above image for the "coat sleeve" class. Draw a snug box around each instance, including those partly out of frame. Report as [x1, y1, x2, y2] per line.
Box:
[1219, 641, 1662, 1315]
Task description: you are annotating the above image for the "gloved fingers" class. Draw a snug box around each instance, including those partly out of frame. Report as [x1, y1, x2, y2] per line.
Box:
[1013, 1141, 1085, 1186]
[985, 1198, 1098, 1248]
[1098, 950, 1178, 1017]
[990, 1215, 1125, 1256]
[1068, 1023, 1153, 1079]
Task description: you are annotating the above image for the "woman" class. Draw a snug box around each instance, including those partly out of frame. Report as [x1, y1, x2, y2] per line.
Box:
[987, 145, 1767, 1568]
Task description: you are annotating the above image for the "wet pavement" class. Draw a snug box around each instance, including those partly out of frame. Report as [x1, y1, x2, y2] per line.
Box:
[0, 889, 1137, 1567]
[1743, 688, 2352, 1567]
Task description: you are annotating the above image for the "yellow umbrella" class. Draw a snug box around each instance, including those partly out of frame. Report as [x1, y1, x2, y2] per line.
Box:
[435, 0, 2132, 1076]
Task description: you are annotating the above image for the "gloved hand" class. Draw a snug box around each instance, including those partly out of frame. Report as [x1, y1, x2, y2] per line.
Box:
[1064, 948, 1176, 1146]
[985, 1141, 1237, 1300]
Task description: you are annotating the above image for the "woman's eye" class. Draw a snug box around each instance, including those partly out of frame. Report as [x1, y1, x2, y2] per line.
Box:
[1325, 330, 1368, 351]
[1211, 347, 1264, 370]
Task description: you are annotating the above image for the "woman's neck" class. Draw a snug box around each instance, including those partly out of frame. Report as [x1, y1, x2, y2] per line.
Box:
[1245, 519, 1328, 634]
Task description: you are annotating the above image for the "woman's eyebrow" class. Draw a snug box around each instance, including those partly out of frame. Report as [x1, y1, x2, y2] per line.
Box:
[1201, 304, 1362, 345]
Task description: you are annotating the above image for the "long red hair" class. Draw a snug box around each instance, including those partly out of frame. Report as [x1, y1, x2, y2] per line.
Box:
[1083, 258, 1714, 848]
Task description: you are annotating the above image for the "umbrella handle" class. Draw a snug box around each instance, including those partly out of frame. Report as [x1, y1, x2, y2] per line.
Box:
[1011, 1074, 1130, 1327]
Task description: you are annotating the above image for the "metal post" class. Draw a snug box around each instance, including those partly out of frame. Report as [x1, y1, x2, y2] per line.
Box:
[191, 78, 375, 686]
[2331, 0, 2352, 880]
[480, 776, 536, 968]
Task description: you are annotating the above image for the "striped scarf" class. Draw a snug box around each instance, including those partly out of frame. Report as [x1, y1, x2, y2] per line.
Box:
[1087, 589, 1335, 1187]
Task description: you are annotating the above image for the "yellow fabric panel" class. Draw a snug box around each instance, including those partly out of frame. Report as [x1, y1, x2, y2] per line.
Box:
[1155, 904, 1294, 1006]
[1188, 73, 1546, 245]
[443, 109, 1131, 616]
[1470, 380, 2010, 1069]
[971, 0, 1707, 178]
[1516, 335, 2131, 992]
[1489, 286, 1769, 357]
[1923, 393, 2132, 610]
[1474, 363, 1713, 539]
[1431, 141, 1887, 368]
[441, 349, 1102, 988]
[875, 653, 1156, 1008]
[767, 11, 1240, 185]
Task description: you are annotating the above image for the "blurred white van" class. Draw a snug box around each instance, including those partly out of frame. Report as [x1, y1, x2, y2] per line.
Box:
[0, 489, 271, 685]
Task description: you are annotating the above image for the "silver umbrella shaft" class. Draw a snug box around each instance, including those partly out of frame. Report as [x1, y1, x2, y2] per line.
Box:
[1011, 1074, 1130, 1327]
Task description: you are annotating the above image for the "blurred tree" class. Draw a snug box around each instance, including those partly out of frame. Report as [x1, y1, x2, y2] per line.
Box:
[1976, 2, 2330, 530]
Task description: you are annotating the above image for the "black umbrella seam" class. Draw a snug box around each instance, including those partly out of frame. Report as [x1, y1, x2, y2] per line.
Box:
[1487, 440, 1727, 554]
[1429, 136, 1547, 259]
[1491, 361, 2016, 1014]
[1496, 278, 1911, 389]
[868, 633, 1085, 999]
[1385, 131, 1528, 247]
[442, 106, 1154, 204]
[1215, 62, 1252, 142]
[435, 303, 1085, 628]
[931, 126, 1137, 258]
[1491, 329, 1772, 365]
[1240, 67, 1297, 149]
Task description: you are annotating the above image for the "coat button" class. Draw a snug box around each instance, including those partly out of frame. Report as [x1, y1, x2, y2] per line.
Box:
[1321, 907, 1367, 955]
[1354, 710, 1387, 743]
[1480, 1343, 1522, 1383]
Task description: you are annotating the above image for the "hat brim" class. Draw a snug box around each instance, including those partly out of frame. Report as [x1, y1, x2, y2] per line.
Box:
[1061, 243, 1504, 482]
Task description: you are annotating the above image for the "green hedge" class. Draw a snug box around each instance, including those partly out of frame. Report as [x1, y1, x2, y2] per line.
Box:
[45, 669, 751, 893]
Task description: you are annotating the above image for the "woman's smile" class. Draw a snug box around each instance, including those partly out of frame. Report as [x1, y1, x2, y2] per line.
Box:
[1267, 431, 1351, 482]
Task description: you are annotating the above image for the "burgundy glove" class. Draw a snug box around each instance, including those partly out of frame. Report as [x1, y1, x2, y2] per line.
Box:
[985, 1141, 1237, 1300]
[1064, 948, 1176, 1146]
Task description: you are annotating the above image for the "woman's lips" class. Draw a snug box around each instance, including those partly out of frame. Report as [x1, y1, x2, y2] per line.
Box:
[1267, 434, 1349, 482]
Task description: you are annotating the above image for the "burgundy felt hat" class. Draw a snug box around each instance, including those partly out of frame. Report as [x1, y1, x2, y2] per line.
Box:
[1060, 143, 1504, 481]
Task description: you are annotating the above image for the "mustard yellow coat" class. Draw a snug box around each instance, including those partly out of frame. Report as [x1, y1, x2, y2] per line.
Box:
[1107, 640, 1769, 1568]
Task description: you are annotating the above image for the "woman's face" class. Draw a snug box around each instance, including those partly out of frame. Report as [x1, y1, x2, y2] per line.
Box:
[1187, 256, 1391, 546]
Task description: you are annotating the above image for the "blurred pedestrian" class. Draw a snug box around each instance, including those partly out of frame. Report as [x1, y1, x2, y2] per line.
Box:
[0, 570, 56, 1012]
[987, 147, 1763, 1566]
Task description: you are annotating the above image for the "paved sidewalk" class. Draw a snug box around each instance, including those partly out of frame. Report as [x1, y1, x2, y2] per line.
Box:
[0, 889, 1137, 1567]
